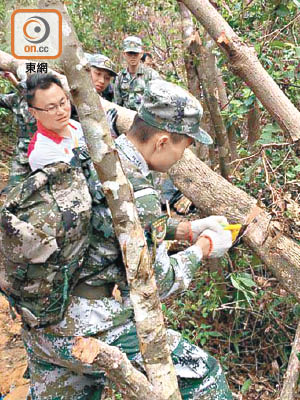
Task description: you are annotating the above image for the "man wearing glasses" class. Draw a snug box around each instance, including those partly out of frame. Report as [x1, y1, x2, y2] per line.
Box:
[27, 73, 85, 171]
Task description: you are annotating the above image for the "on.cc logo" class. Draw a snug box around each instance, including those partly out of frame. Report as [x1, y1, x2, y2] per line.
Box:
[23, 16, 50, 44]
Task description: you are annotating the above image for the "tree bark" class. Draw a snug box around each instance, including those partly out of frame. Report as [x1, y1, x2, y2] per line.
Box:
[216, 69, 239, 160]
[72, 337, 160, 400]
[179, 0, 300, 142]
[178, 2, 202, 99]
[169, 149, 300, 302]
[280, 321, 300, 400]
[39, 1, 181, 398]
[198, 35, 231, 178]
[178, 3, 214, 167]
[247, 99, 261, 149]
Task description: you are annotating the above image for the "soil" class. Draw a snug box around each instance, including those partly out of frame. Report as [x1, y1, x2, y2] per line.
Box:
[0, 130, 29, 399]
[0, 295, 29, 399]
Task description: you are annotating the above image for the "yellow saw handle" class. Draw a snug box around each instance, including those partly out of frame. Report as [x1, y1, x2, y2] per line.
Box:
[222, 224, 242, 241]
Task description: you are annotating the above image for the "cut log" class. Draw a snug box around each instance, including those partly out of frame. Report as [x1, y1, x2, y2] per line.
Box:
[169, 149, 300, 301]
[72, 337, 160, 400]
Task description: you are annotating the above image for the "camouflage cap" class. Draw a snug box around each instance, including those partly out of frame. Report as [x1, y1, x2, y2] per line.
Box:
[85, 53, 117, 76]
[123, 36, 143, 53]
[138, 80, 213, 145]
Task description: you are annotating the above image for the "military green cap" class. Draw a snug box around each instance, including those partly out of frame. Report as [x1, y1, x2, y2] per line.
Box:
[138, 80, 213, 145]
[123, 36, 143, 53]
[85, 53, 117, 77]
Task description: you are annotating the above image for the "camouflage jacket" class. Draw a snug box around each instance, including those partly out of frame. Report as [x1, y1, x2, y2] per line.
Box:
[40, 136, 202, 338]
[114, 64, 160, 110]
[0, 84, 37, 186]
[0, 163, 92, 327]
[101, 83, 115, 102]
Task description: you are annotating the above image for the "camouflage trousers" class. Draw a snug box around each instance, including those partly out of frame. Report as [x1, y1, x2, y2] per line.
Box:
[22, 325, 232, 400]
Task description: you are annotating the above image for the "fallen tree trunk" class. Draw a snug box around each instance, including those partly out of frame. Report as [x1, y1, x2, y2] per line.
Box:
[178, 0, 300, 142]
[100, 103, 300, 302]
[169, 149, 300, 301]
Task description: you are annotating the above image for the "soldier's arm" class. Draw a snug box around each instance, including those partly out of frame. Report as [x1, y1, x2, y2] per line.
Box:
[113, 75, 123, 106]
[134, 186, 203, 299]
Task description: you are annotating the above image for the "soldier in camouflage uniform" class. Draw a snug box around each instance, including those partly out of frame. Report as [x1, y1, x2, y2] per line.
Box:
[0, 80, 233, 399]
[85, 53, 117, 102]
[114, 36, 161, 111]
[0, 71, 36, 188]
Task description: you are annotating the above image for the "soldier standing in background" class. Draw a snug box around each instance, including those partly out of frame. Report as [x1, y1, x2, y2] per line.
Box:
[114, 36, 161, 111]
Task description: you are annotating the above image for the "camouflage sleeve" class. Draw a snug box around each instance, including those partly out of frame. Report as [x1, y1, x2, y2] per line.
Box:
[0, 92, 16, 110]
[134, 187, 203, 299]
[113, 74, 123, 106]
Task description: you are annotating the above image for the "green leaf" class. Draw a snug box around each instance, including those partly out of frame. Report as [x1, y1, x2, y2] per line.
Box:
[257, 123, 282, 144]
[238, 273, 257, 288]
[241, 379, 252, 394]
[275, 5, 289, 16]
[270, 40, 285, 49]
[207, 331, 223, 337]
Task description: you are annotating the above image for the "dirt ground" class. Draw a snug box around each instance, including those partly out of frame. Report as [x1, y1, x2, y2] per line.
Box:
[0, 295, 29, 399]
[0, 141, 29, 399]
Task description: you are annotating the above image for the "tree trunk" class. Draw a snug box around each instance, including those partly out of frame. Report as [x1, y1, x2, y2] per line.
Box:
[280, 321, 300, 400]
[247, 99, 261, 149]
[40, 1, 181, 398]
[198, 35, 231, 178]
[179, 0, 300, 142]
[169, 149, 300, 302]
[178, 2, 202, 99]
[178, 3, 211, 165]
[216, 69, 239, 160]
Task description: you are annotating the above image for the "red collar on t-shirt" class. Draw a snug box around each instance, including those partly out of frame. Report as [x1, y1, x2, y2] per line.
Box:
[36, 121, 78, 143]
[27, 121, 78, 156]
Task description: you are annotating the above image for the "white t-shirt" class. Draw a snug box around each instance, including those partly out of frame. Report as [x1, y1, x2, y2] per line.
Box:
[28, 119, 86, 171]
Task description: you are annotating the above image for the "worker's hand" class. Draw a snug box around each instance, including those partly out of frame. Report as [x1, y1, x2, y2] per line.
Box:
[196, 228, 232, 258]
[191, 215, 228, 242]
[106, 108, 120, 138]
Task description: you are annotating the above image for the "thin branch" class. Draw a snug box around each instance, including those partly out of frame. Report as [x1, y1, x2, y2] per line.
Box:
[259, 12, 300, 41]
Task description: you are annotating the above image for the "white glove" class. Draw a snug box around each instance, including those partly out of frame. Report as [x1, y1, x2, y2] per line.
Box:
[191, 215, 228, 242]
[200, 228, 232, 258]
